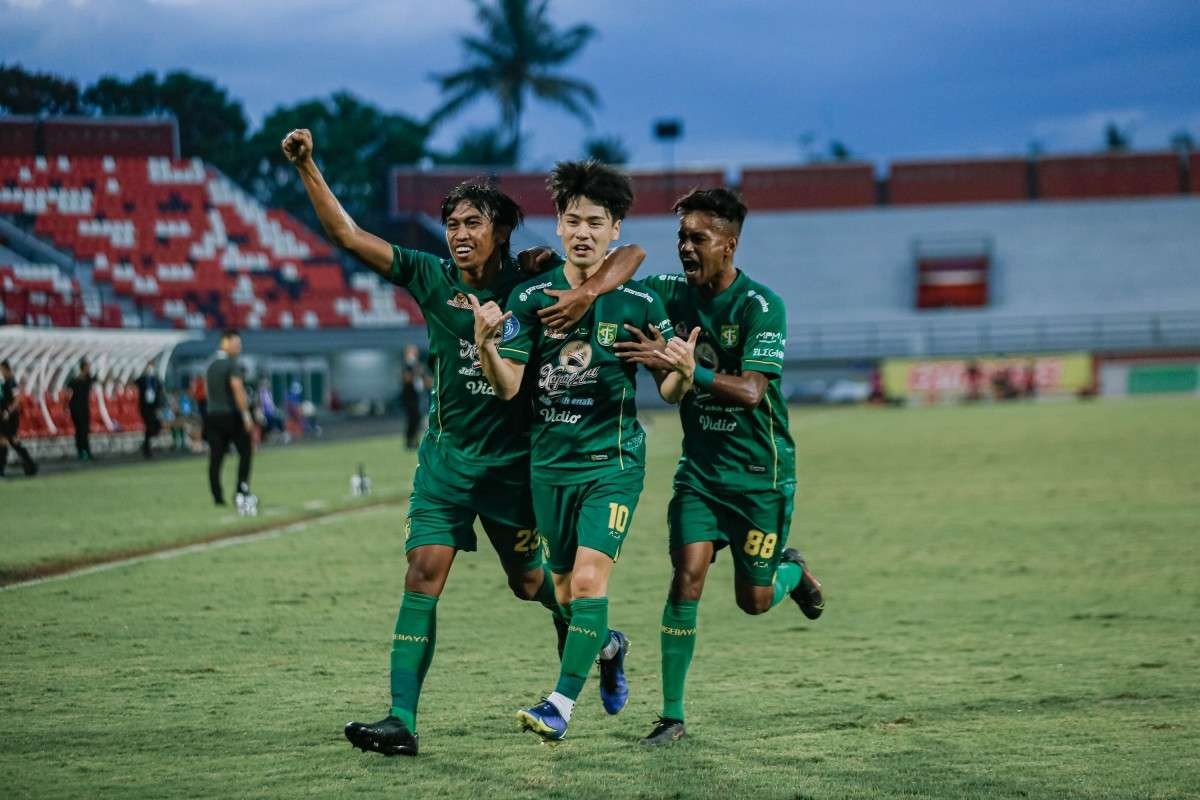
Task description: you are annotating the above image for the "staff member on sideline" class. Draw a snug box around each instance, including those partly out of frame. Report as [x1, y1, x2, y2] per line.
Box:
[0, 359, 38, 477]
[205, 330, 255, 511]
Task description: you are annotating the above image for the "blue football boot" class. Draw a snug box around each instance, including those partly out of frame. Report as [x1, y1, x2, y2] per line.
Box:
[597, 629, 630, 715]
[516, 699, 568, 741]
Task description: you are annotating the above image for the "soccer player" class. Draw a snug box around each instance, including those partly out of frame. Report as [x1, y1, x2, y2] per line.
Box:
[615, 188, 825, 746]
[205, 330, 255, 510]
[0, 359, 38, 477]
[281, 130, 643, 756]
[472, 160, 697, 742]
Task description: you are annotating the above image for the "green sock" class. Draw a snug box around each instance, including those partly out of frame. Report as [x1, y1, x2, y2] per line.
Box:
[554, 596, 608, 701]
[533, 565, 565, 622]
[771, 561, 802, 608]
[660, 599, 699, 721]
[389, 591, 438, 731]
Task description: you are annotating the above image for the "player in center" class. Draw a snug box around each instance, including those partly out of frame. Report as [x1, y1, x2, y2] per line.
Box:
[472, 161, 697, 742]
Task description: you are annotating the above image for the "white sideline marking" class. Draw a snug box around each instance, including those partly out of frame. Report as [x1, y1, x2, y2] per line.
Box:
[0, 504, 394, 593]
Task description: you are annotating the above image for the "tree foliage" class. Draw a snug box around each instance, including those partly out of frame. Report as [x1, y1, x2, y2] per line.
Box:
[241, 93, 428, 232]
[0, 63, 83, 114]
[82, 70, 249, 168]
[430, 0, 599, 161]
[583, 135, 629, 165]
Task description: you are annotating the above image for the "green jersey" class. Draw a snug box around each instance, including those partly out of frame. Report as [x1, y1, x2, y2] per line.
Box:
[498, 264, 673, 484]
[645, 270, 795, 492]
[387, 245, 531, 471]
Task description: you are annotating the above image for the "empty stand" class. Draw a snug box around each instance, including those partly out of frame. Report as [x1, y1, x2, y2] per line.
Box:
[890, 158, 1028, 205]
[740, 164, 876, 210]
[1036, 152, 1182, 200]
[0, 118, 37, 157]
[0, 155, 422, 330]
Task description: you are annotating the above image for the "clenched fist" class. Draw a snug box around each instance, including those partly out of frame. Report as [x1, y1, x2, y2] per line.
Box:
[281, 128, 314, 165]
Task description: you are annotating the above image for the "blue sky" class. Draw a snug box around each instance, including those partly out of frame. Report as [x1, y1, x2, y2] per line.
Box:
[4, 0, 1199, 169]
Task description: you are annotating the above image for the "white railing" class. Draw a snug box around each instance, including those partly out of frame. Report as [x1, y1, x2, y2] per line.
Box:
[786, 310, 1200, 359]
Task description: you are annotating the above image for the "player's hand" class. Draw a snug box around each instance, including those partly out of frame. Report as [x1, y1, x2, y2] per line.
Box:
[614, 323, 669, 368]
[467, 293, 511, 348]
[517, 246, 556, 276]
[658, 327, 700, 380]
[281, 128, 313, 165]
[538, 286, 595, 332]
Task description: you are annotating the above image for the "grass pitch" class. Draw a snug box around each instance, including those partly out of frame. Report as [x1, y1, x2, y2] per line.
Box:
[2, 398, 1198, 799]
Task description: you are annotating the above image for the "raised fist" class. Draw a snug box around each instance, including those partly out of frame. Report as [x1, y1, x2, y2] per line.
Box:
[281, 128, 313, 165]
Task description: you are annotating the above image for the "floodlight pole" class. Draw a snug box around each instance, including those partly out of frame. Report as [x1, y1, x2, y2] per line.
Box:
[654, 119, 684, 198]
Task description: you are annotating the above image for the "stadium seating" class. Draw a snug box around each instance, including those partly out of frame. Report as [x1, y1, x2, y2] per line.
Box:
[1036, 152, 1181, 199]
[0, 155, 423, 330]
[890, 158, 1028, 205]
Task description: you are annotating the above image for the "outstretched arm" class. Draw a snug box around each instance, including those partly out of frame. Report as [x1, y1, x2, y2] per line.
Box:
[519, 245, 645, 331]
[282, 128, 393, 275]
[468, 294, 526, 401]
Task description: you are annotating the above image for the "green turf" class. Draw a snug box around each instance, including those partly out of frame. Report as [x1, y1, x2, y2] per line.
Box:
[0, 436, 407, 576]
[2, 398, 1198, 799]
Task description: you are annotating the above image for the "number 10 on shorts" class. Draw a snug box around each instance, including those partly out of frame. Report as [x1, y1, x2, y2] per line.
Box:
[607, 503, 630, 533]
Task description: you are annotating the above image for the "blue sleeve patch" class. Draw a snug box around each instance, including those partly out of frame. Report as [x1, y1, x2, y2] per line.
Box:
[501, 315, 520, 342]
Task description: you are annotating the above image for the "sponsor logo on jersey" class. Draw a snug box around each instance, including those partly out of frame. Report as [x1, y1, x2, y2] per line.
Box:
[747, 464, 767, 474]
[540, 407, 581, 423]
[747, 289, 770, 312]
[501, 315, 520, 342]
[538, 340, 600, 397]
[699, 414, 738, 432]
[756, 330, 782, 344]
[446, 291, 472, 310]
[596, 322, 617, 346]
[674, 322, 690, 338]
[619, 285, 654, 303]
[589, 453, 610, 461]
[466, 380, 496, 396]
[752, 347, 784, 359]
[519, 281, 553, 302]
[696, 342, 719, 369]
[559, 340, 592, 372]
[720, 325, 740, 347]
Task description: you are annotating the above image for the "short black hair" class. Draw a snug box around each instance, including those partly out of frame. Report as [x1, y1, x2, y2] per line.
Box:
[440, 181, 524, 233]
[673, 187, 748, 233]
[0, 359, 10, 370]
[221, 329, 240, 340]
[548, 160, 634, 222]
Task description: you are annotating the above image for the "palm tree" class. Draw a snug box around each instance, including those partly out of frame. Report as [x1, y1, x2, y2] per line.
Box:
[430, 0, 599, 161]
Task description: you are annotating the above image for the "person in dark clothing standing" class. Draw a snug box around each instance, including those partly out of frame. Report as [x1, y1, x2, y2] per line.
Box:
[66, 358, 95, 461]
[0, 359, 38, 477]
[135, 360, 164, 459]
[400, 343, 430, 450]
[205, 330, 255, 512]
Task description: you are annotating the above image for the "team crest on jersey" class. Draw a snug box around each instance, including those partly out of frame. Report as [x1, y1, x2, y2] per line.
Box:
[720, 325, 740, 347]
[446, 292, 471, 310]
[596, 322, 618, 347]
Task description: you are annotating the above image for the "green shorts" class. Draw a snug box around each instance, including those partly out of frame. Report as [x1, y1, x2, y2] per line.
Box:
[405, 444, 542, 573]
[667, 481, 796, 586]
[532, 469, 645, 574]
